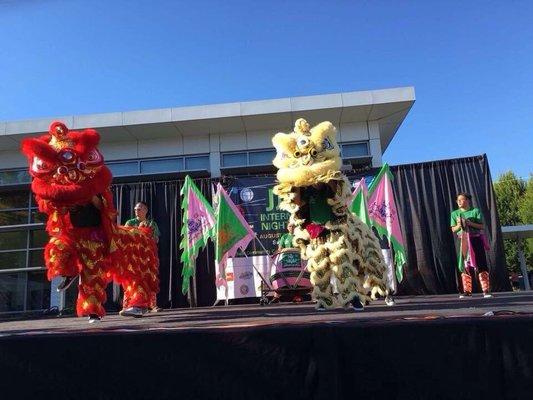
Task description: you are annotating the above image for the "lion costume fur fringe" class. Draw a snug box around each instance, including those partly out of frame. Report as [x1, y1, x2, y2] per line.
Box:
[21, 121, 159, 318]
[272, 119, 387, 308]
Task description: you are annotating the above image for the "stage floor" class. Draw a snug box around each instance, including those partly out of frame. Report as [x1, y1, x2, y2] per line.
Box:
[1, 292, 533, 400]
[1, 291, 532, 337]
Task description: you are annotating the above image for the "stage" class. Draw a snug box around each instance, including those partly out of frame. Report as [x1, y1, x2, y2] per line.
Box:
[1, 292, 532, 399]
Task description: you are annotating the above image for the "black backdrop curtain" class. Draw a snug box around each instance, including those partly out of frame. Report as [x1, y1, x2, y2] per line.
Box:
[111, 178, 217, 309]
[108, 154, 510, 310]
[390, 154, 510, 294]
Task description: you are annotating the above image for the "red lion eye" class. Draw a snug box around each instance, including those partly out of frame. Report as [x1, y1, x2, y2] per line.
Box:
[85, 149, 102, 165]
[59, 149, 76, 164]
[31, 157, 53, 175]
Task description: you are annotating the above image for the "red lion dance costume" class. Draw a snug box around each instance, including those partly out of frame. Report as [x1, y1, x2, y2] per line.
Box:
[21, 121, 159, 320]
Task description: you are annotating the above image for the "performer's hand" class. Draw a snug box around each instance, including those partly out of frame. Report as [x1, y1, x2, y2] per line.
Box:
[91, 195, 102, 209]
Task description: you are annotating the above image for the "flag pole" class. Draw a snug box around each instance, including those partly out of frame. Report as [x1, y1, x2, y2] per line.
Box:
[251, 235, 275, 291]
[235, 238, 274, 291]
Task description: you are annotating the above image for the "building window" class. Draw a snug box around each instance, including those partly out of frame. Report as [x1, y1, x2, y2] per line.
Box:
[108, 161, 140, 177]
[0, 190, 49, 313]
[109, 155, 210, 177]
[221, 153, 247, 167]
[140, 158, 183, 174]
[0, 170, 31, 186]
[340, 142, 369, 158]
[185, 155, 209, 170]
[249, 150, 275, 166]
[0, 230, 27, 251]
[0, 272, 26, 312]
[221, 150, 276, 167]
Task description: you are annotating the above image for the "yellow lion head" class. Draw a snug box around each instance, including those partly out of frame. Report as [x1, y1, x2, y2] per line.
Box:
[272, 118, 342, 187]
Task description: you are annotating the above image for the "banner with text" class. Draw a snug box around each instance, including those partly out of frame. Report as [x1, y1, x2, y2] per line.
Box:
[225, 176, 288, 256]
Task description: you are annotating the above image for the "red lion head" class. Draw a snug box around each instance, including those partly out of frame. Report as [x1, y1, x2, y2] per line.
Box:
[21, 121, 113, 206]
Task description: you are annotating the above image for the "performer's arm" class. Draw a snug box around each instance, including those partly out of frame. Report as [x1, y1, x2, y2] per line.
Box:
[292, 187, 304, 206]
[91, 195, 102, 210]
[465, 219, 484, 230]
[466, 209, 484, 230]
[451, 215, 463, 233]
[152, 221, 160, 244]
[326, 180, 337, 195]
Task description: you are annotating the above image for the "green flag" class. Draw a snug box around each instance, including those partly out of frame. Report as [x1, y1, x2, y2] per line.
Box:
[179, 175, 215, 294]
[214, 183, 255, 283]
[350, 177, 370, 226]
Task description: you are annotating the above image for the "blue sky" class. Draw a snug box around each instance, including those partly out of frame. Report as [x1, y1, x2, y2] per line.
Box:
[0, 0, 531, 179]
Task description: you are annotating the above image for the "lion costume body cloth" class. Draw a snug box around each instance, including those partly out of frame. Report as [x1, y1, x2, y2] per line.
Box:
[21, 122, 159, 318]
[272, 119, 387, 309]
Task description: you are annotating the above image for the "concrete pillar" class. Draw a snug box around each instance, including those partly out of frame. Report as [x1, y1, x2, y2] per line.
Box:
[518, 238, 531, 290]
[49, 277, 65, 312]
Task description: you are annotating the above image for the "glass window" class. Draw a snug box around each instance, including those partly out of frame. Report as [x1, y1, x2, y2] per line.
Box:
[0, 210, 29, 226]
[0, 251, 26, 270]
[31, 210, 47, 223]
[249, 150, 275, 165]
[341, 143, 369, 158]
[29, 230, 48, 248]
[222, 153, 247, 167]
[27, 271, 50, 311]
[108, 161, 139, 177]
[140, 158, 183, 174]
[0, 272, 26, 312]
[185, 156, 209, 170]
[0, 231, 27, 251]
[64, 279, 79, 312]
[0, 170, 31, 186]
[0, 191, 29, 210]
[0, 186, 50, 313]
[29, 249, 45, 268]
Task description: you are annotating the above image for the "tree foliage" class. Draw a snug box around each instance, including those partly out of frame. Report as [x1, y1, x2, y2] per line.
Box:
[518, 175, 533, 224]
[493, 171, 531, 273]
[518, 175, 533, 257]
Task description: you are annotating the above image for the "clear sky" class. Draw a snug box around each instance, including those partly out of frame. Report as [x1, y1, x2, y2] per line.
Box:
[0, 0, 531, 179]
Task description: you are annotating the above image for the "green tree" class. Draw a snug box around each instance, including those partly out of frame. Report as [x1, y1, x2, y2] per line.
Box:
[519, 175, 533, 224]
[518, 175, 533, 261]
[493, 171, 529, 273]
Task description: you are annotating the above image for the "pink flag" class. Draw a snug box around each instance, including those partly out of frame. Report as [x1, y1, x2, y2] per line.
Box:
[367, 164, 407, 281]
[179, 175, 216, 294]
[186, 189, 215, 248]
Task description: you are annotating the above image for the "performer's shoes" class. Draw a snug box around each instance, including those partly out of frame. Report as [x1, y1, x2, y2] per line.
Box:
[121, 307, 147, 317]
[150, 306, 162, 313]
[459, 293, 472, 299]
[316, 304, 327, 311]
[350, 297, 364, 312]
[57, 275, 78, 292]
[483, 293, 493, 298]
[88, 314, 102, 323]
[385, 296, 396, 306]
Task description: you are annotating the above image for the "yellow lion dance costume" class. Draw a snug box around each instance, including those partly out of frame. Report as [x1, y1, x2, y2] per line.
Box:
[272, 119, 387, 310]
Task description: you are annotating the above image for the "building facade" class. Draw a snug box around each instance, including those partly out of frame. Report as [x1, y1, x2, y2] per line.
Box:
[0, 87, 415, 313]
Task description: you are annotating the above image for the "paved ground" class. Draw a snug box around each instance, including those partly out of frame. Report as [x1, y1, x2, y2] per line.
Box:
[0, 291, 532, 338]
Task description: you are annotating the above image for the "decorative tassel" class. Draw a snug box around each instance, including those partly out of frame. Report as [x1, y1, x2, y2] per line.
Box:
[461, 272, 472, 294]
[479, 271, 490, 293]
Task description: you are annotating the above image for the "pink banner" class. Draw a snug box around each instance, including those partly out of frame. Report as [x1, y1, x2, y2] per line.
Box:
[187, 188, 215, 247]
[368, 172, 405, 247]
